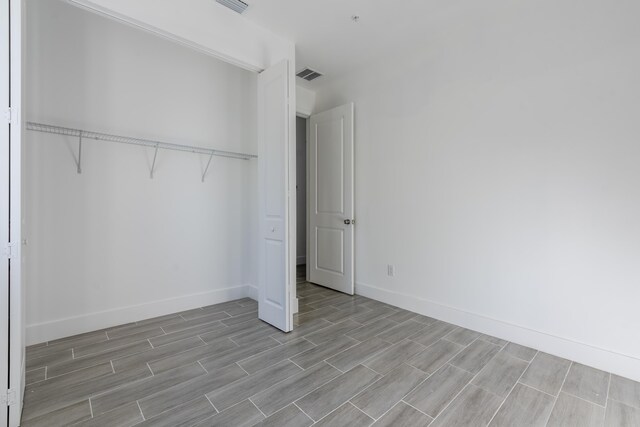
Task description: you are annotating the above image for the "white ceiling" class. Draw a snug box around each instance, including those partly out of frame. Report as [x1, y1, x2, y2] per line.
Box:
[243, 0, 455, 88]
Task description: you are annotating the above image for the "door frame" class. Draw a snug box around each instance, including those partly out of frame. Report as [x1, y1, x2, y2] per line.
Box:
[1, 0, 10, 424]
[3, 0, 24, 425]
[9, 0, 24, 424]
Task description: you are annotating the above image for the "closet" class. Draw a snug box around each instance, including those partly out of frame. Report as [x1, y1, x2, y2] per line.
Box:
[23, 0, 293, 345]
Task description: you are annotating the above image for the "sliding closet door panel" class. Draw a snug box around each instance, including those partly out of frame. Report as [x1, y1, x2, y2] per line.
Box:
[258, 60, 292, 332]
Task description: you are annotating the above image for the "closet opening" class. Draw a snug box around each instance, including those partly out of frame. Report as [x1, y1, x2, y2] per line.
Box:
[24, 0, 261, 345]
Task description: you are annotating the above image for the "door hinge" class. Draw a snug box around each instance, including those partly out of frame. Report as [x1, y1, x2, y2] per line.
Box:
[4, 107, 13, 124]
[4, 242, 15, 259]
[1, 389, 17, 406]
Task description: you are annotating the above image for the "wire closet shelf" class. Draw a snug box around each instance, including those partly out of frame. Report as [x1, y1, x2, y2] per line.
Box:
[26, 122, 257, 160]
[26, 121, 257, 181]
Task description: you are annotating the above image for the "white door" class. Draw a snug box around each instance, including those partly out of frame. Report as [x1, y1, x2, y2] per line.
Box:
[1, 1, 10, 425]
[309, 103, 355, 294]
[257, 60, 293, 332]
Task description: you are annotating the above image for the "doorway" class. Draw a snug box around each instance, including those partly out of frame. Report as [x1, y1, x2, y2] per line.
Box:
[296, 116, 308, 284]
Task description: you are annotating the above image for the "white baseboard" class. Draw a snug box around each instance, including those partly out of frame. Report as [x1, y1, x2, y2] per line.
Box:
[26, 284, 254, 345]
[297, 256, 306, 265]
[356, 281, 640, 383]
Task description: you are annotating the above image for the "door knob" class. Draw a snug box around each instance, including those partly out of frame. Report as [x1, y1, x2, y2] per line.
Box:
[344, 219, 351, 225]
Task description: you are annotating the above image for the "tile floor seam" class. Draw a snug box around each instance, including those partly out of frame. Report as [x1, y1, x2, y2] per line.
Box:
[560, 389, 608, 409]
[506, 347, 538, 363]
[406, 334, 450, 354]
[232, 340, 286, 366]
[359, 362, 388, 377]
[300, 336, 317, 346]
[323, 359, 345, 373]
[516, 381, 557, 398]
[347, 401, 375, 421]
[38, 357, 115, 379]
[309, 340, 361, 369]
[204, 394, 219, 413]
[293, 401, 315, 423]
[210, 362, 309, 414]
[485, 350, 533, 426]
[248, 397, 269, 419]
[603, 371, 612, 418]
[395, 364, 439, 403]
[235, 361, 250, 375]
[440, 337, 461, 346]
[287, 358, 306, 371]
[349, 362, 436, 421]
[400, 398, 434, 420]
[197, 360, 209, 374]
[428, 359, 502, 424]
[308, 399, 355, 424]
[136, 400, 146, 421]
[257, 362, 343, 410]
[439, 326, 461, 342]
[545, 360, 573, 426]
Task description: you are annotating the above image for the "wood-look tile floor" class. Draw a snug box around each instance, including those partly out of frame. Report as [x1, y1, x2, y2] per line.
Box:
[22, 268, 640, 426]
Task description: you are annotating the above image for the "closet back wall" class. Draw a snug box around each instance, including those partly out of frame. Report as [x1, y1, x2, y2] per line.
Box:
[25, 0, 258, 344]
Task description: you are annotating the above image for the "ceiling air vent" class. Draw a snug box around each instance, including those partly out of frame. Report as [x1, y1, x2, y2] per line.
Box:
[297, 68, 323, 82]
[216, 0, 249, 14]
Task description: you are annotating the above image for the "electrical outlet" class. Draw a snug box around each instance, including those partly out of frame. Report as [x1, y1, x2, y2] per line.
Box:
[387, 264, 395, 277]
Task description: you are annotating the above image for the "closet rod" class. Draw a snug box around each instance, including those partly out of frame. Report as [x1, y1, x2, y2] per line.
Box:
[26, 122, 258, 160]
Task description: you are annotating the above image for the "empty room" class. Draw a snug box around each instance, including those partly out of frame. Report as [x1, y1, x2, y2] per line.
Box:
[1, 0, 639, 426]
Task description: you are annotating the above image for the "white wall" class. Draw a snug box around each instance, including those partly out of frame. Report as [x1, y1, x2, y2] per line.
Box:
[25, 0, 258, 344]
[315, 0, 640, 381]
[296, 117, 307, 265]
[296, 85, 316, 117]
[66, 0, 291, 72]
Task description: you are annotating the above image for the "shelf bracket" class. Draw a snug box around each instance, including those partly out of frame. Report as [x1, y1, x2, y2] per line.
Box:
[77, 132, 83, 174]
[202, 153, 214, 183]
[150, 145, 159, 179]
